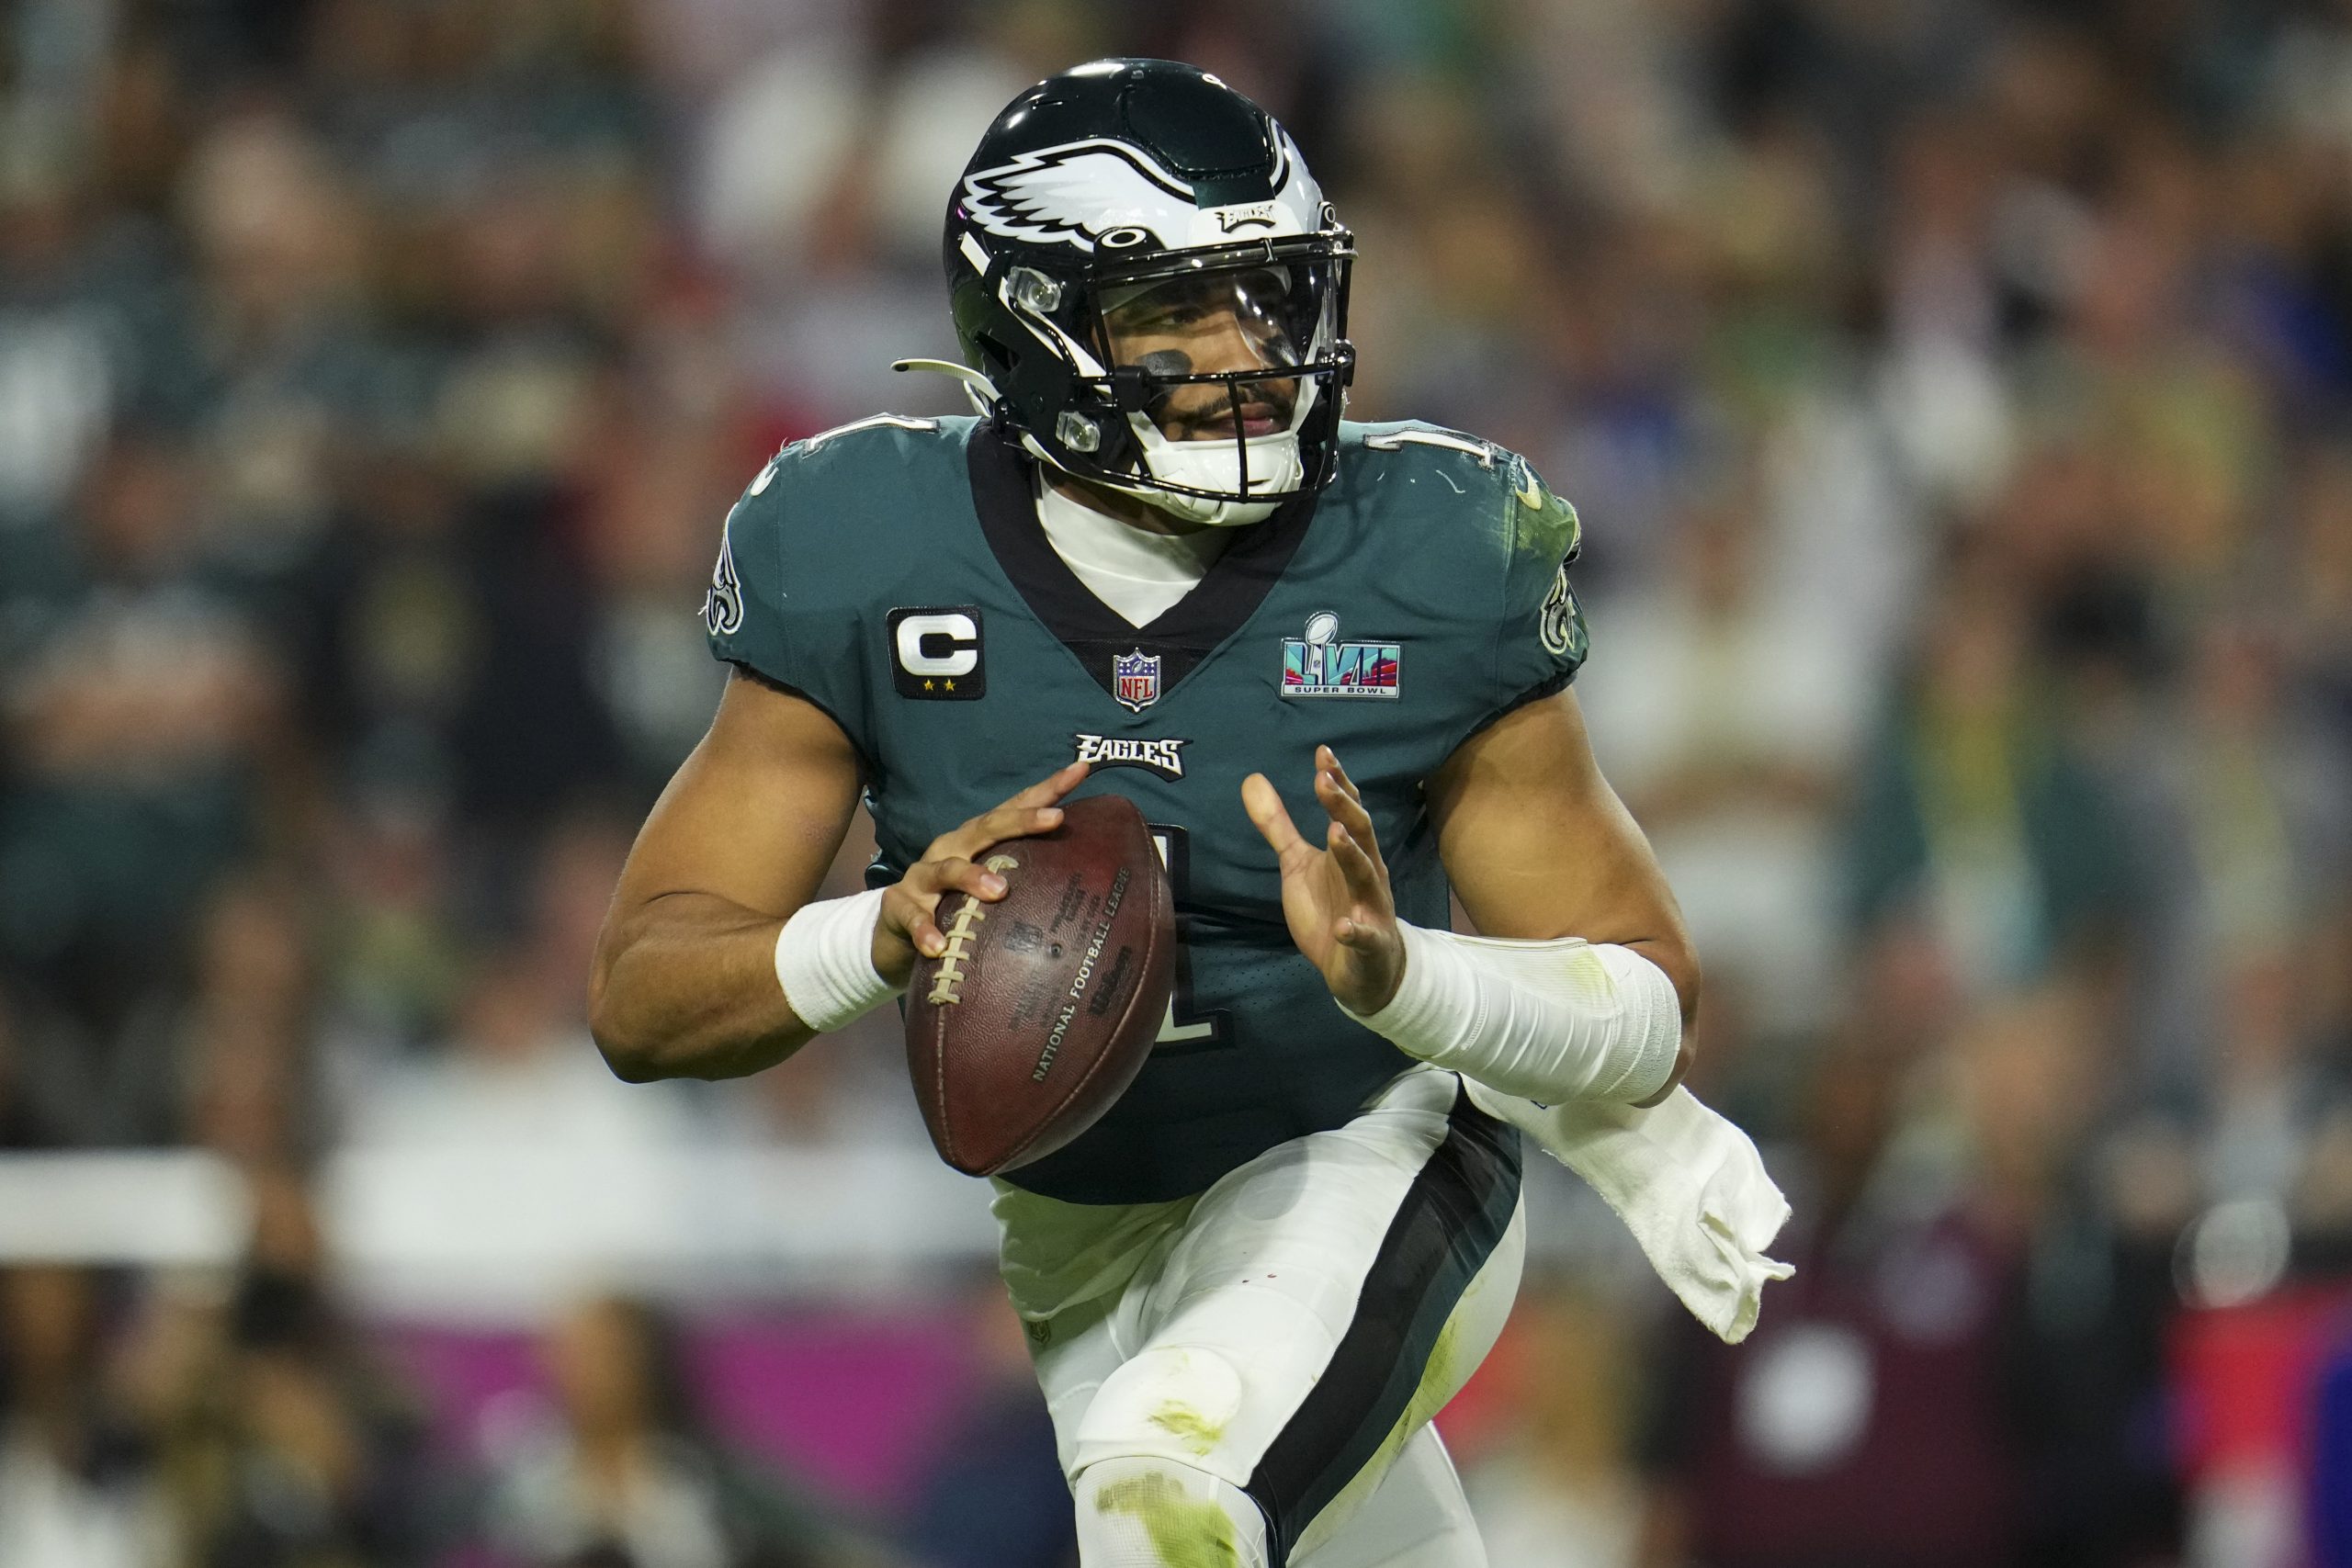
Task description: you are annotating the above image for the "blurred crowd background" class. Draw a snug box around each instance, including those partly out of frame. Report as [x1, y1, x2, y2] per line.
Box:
[5, 0, 2352, 1565]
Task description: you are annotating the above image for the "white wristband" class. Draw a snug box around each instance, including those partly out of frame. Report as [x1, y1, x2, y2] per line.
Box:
[774, 887, 901, 1034]
[1341, 921, 1682, 1105]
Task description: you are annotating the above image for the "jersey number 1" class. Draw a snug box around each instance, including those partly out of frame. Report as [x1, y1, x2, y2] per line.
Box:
[1148, 825, 1229, 1052]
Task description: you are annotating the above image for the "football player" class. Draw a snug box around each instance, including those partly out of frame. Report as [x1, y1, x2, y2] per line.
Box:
[593, 60, 1763, 1568]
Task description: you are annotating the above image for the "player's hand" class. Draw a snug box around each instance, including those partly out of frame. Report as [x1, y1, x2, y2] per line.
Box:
[874, 762, 1089, 987]
[1241, 746, 1405, 1015]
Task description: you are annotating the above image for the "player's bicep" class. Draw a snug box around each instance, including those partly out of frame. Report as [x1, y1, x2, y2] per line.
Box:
[609, 666, 864, 924]
[1426, 689, 1697, 1008]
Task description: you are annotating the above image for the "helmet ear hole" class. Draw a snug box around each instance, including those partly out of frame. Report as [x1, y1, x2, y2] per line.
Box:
[973, 330, 1015, 376]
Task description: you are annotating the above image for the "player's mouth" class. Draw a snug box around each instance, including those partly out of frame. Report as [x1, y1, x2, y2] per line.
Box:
[1182, 395, 1292, 441]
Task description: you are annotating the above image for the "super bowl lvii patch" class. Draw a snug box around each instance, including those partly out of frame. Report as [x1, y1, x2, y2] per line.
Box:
[1280, 613, 1400, 699]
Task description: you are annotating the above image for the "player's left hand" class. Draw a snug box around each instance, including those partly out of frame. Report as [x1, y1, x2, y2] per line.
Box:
[1242, 745, 1405, 1015]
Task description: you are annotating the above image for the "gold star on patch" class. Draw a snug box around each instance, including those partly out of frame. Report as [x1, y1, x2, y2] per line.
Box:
[923, 678, 935, 691]
[944, 678, 956, 692]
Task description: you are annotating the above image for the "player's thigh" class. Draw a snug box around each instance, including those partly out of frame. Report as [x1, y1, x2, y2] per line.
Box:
[1025, 1289, 1128, 1479]
[1069, 1068, 1524, 1560]
[1292, 1426, 1487, 1568]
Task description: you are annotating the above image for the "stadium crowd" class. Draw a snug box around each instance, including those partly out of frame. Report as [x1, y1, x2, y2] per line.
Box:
[3, 0, 2352, 1564]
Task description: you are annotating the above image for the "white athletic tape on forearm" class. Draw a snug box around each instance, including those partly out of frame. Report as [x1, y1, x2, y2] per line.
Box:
[1341, 922, 1681, 1105]
[774, 887, 901, 1034]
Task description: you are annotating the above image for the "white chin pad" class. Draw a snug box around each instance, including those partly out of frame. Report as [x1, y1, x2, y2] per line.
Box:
[1126, 381, 1315, 528]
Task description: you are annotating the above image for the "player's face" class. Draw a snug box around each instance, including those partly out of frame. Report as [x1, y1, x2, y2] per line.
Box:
[1101, 266, 1304, 442]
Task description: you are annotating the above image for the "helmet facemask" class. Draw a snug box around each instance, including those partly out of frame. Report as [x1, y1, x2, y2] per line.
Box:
[955, 232, 1354, 527]
[1085, 247, 1348, 525]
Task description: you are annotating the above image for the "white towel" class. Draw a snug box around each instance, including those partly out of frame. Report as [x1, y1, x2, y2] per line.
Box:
[1464, 1079, 1793, 1343]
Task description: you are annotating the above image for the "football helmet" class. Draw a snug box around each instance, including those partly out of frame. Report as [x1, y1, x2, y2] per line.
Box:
[928, 59, 1354, 526]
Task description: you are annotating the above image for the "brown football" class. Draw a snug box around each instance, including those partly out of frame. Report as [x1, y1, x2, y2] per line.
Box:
[904, 794, 1175, 1177]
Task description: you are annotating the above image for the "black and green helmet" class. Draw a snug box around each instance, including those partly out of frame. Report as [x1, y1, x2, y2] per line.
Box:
[931, 59, 1356, 526]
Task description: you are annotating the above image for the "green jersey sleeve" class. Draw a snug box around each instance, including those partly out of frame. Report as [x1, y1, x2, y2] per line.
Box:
[1491, 449, 1589, 712]
[701, 446, 876, 754]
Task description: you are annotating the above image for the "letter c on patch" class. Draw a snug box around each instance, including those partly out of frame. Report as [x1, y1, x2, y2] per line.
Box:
[896, 612, 978, 676]
[888, 605, 988, 699]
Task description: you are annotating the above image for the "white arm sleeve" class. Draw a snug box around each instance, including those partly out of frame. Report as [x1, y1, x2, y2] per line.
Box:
[1340, 921, 1682, 1105]
[773, 887, 903, 1033]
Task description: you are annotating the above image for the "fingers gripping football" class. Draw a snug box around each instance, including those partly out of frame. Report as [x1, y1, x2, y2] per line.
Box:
[873, 762, 1090, 986]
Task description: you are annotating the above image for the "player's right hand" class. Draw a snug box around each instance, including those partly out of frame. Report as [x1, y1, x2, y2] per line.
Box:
[872, 761, 1091, 987]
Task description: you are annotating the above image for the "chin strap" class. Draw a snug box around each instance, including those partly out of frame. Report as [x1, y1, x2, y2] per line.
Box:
[890, 357, 1001, 419]
[1060, 456, 1282, 527]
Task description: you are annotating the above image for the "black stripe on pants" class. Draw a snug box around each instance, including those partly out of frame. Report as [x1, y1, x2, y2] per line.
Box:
[1244, 1083, 1522, 1564]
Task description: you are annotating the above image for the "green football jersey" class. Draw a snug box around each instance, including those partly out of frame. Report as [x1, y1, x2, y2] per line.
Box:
[706, 414, 1588, 1205]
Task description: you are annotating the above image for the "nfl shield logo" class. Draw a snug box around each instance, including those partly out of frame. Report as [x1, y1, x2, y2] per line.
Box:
[1114, 649, 1161, 711]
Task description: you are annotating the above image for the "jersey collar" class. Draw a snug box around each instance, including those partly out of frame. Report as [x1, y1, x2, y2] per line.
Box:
[965, 425, 1321, 706]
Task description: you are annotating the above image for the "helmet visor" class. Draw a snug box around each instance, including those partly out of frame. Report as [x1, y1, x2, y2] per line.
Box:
[1096, 257, 1339, 442]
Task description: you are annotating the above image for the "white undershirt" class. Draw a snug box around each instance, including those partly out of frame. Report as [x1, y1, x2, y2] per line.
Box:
[1034, 475, 1227, 626]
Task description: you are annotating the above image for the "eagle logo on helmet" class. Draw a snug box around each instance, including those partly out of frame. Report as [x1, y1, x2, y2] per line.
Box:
[961, 140, 1198, 254]
[961, 135, 1306, 255]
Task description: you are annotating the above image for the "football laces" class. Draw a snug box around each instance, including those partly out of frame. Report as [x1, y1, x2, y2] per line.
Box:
[926, 900, 990, 1006]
